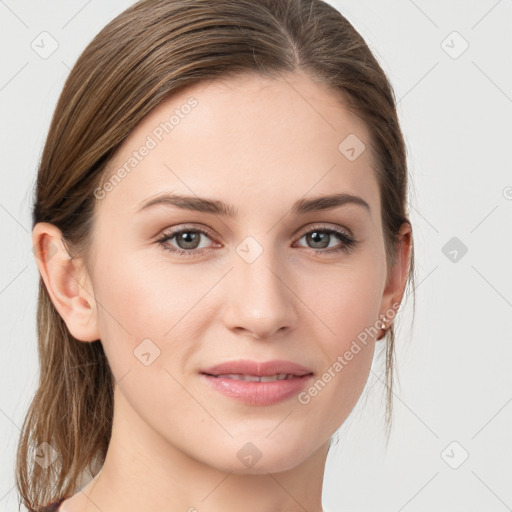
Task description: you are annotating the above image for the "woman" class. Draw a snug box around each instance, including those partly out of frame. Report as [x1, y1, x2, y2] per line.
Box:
[18, 0, 415, 510]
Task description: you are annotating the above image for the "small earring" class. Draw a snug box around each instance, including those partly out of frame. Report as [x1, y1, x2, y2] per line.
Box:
[377, 317, 387, 341]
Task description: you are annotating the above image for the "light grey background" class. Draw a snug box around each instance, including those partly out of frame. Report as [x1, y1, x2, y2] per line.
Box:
[1, 1, 511, 511]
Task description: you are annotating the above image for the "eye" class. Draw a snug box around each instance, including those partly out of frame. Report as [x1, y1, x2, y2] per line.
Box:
[156, 225, 218, 257]
[156, 224, 358, 257]
[293, 224, 357, 255]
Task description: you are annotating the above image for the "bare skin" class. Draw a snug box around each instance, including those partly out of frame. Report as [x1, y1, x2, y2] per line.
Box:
[33, 69, 411, 512]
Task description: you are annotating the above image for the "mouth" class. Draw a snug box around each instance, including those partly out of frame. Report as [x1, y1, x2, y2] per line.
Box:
[200, 372, 311, 382]
[198, 359, 314, 406]
[199, 358, 314, 378]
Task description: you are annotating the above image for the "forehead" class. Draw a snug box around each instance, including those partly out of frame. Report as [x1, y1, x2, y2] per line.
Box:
[96, 71, 379, 221]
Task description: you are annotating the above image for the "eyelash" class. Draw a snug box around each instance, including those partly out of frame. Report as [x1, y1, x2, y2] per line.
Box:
[156, 224, 358, 258]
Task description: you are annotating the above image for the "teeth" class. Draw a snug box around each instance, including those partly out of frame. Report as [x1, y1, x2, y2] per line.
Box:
[215, 373, 294, 382]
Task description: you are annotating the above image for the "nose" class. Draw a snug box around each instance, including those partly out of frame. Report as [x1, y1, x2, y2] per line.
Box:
[222, 243, 299, 340]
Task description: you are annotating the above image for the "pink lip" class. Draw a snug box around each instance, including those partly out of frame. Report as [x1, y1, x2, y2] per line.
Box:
[200, 359, 313, 377]
[199, 359, 314, 406]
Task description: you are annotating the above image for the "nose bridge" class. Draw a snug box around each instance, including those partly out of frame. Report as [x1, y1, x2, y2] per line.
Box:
[225, 234, 297, 338]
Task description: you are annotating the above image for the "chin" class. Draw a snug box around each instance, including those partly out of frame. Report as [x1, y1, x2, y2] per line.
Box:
[200, 437, 314, 475]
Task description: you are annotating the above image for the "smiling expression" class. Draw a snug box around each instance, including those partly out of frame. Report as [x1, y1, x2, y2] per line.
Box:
[84, 69, 390, 473]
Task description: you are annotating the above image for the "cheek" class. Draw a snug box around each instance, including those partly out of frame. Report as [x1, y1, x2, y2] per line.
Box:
[297, 286, 378, 435]
[302, 258, 384, 347]
[91, 251, 217, 382]
[91, 255, 201, 418]
[94, 251, 208, 339]
[294, 256, 383, 414]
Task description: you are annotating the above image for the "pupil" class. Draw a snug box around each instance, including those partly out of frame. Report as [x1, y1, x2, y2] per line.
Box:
[308, 231, 329, 249]
[179, 232, 199, 249]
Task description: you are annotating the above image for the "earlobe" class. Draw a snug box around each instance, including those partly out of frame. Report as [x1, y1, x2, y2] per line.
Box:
[32, 222, 101, 342]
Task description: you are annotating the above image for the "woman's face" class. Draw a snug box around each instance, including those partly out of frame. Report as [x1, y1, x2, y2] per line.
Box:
[85, 70, 395, 473]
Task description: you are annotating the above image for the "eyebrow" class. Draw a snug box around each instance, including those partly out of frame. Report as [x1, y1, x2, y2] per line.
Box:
[136, 192, 371, 216]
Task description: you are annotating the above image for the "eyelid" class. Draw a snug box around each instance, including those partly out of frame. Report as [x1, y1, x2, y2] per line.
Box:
[157, 222, 353, 244]
[157, 223, 217, 240]
[295, 222, 353, 240]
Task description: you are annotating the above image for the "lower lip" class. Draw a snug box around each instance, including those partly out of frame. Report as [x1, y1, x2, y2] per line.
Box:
[200, 373, 314, 406]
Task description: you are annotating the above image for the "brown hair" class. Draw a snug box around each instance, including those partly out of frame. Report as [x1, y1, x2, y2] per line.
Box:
[17, 0, 415, 509]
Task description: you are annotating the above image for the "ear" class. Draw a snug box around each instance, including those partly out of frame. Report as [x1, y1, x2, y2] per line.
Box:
[32, 222, 100, 342]
[378, 222, 413, 332]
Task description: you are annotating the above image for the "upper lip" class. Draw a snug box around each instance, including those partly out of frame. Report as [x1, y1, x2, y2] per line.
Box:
[200, 359, 314, 377]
